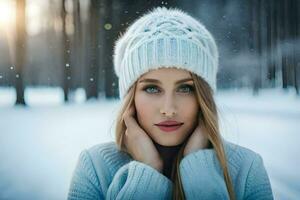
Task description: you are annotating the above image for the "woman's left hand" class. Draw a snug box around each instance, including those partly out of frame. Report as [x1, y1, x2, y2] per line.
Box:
[183, 120, 210, 157]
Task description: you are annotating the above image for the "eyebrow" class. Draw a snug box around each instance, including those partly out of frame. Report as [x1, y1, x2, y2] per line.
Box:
[139, 78, 193, 84]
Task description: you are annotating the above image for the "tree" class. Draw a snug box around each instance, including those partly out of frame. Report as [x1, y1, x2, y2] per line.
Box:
[72, 0, 84, 91]
[61, 0, 72, 102]
[251, 0, 263, 95]
[15, 0, 26, 105]
[86, 0, 101, 100]
[102, 0, 118, 98]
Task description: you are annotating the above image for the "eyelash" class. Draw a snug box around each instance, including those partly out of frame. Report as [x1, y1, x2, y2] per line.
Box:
[142, 84, 195, 94]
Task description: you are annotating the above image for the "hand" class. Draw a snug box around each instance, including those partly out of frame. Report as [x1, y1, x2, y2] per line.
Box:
[183, 119, 210, 157]
[122, 104, 163, 172]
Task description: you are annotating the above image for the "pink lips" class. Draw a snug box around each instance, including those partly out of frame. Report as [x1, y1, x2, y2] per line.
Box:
[155, 120, 183, 132]
[156, 124, 183, 132]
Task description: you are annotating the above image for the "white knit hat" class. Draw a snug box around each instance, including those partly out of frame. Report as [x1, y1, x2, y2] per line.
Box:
[113, 6, 219, 100]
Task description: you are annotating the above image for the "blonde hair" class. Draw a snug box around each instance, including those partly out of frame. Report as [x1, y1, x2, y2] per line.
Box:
[114, 72, 235, 200]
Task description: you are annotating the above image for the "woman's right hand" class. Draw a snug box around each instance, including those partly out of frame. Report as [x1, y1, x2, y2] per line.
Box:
[122, 104, 163, 173]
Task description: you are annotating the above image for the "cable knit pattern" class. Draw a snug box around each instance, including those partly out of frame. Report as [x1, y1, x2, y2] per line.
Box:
[67, 140, 274, 200]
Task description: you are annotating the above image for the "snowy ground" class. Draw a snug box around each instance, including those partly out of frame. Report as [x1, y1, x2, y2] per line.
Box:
[0, 87, 299, 200]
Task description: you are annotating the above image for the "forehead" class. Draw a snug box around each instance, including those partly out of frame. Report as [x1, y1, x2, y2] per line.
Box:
[140, 67, 191, 79]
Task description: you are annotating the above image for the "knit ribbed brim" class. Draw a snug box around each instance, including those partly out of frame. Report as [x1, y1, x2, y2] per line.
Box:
[113, 7, 219, 100]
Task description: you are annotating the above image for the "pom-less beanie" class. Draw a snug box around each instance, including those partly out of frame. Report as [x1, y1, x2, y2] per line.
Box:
[113, 6, 219, 100]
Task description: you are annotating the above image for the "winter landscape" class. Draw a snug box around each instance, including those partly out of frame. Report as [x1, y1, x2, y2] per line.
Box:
[0, 1, 299, 199]
[0, 87, 299, 200]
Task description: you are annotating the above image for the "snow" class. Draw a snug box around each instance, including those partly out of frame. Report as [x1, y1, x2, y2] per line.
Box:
[0, 87, 299, 200]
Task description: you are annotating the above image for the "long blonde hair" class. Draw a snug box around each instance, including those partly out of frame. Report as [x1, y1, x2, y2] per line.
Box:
[114, 72, 235, 200]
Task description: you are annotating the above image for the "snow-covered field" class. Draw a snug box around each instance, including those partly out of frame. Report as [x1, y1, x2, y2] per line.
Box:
[0, 87, 299, 200]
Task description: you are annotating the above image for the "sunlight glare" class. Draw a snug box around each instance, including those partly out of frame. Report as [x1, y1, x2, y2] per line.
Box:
[27, 3, 41, 35]
[0, 1, 14, 28]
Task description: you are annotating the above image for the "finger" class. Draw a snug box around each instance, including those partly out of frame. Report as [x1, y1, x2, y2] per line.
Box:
[195, 125, 209, 146]
[195, 125, 206, 137]
[123, 107, 138, 129]
[122, 105, 131, 120]
[123, 114, 136, 129]
[196, 119, 206, 131]
[123, 132, 131, 154]
[123, 131, 127, 147]
[127, 106, 136, 121]
[191, 124, 201, 136]
[123, 130, 130, 147]
[123, 129, 131, 146]
[125, 104, 136, 118]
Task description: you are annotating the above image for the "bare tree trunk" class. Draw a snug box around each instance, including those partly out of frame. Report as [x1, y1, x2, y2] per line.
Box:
[72, 0, 83, 90]
[291, 0, 299, 94]
[86, 0, 100, 100]
[251, 0, 262, 95]
[277, 0, 286, 89]
[61, 0, 71, 102]
[103, 0, 118, 98]
[296, 0, 300, 95]
[274, 0, 283, 88]
[97, 1, 106, 97]
[285, 0, 293, 88]
[266, 0, 276, 87]
[103, 0, 132, 99]
[15, 0, 26, 105]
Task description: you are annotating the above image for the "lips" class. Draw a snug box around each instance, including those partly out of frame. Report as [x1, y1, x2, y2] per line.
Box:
[156, 124, 183, 132]
[155, 120, 183, 126]
[155, 120, 184, 132]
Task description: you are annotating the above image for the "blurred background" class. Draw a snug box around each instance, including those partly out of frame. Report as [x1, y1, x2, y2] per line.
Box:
[0, 0, 299, 199]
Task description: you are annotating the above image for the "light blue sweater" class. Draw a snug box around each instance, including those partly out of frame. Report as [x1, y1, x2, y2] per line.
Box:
[67, 139, 274, 199]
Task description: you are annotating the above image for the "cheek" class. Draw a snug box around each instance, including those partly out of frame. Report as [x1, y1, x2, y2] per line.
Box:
[180, 98, 199, 126]
[134, 94, 156, 128]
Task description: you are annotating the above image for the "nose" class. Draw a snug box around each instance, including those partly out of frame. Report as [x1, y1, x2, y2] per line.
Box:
[160, 94, 177, 117]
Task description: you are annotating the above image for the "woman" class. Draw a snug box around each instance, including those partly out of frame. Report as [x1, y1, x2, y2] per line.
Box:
[67, 7, 274, 200]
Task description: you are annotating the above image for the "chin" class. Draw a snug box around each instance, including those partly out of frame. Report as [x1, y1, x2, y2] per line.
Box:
[152, 137, 184, 147]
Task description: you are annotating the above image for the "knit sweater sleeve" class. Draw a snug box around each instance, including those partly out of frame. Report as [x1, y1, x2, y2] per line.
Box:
[67, 150, 103, 200]
[67, 149, 173, 200]
[106, 160, 172, 200]
[243, 154, 274, 200]
[179, 148, 274, 200]
[179, 148, 230, 199]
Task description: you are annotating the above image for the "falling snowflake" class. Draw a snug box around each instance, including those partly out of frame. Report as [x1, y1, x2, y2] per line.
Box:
[90, 78, 94, 82]
[104, 23, 112, 30]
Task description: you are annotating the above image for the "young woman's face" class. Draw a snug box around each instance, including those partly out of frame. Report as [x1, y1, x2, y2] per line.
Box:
[134, 67, 199, 146]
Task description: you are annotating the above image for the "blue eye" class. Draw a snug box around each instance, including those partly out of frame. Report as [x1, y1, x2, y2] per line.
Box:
[178, 84, 195, 93]
[142, 84, 195, 94]
[143, 85, 160, 93]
